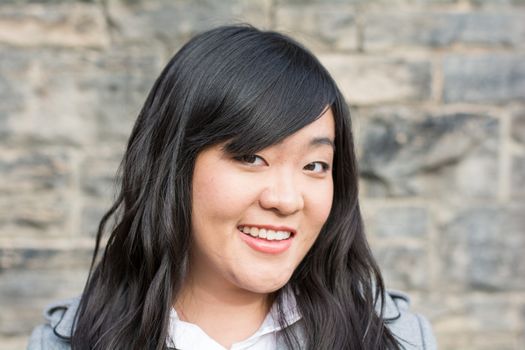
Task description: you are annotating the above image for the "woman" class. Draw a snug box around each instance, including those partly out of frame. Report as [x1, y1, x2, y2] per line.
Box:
[28, 25, 436, 349]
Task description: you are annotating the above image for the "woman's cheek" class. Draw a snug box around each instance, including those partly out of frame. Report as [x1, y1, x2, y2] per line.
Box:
[307, 178, 334, 218]
[204, 170, 261, 217]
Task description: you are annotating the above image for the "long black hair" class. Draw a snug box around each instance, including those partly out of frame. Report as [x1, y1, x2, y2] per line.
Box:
[72, 24, 402, 350]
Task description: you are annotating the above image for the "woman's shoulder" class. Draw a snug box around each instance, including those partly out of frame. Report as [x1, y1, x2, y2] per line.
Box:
[27, 297, 79, 350]
[382, 289, 437, 350]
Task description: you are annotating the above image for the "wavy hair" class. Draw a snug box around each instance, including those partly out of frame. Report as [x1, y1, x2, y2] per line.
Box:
[71, 24, 402, 350]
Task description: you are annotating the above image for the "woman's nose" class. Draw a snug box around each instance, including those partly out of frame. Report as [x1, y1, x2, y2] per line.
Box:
[259, 173, 304, 215]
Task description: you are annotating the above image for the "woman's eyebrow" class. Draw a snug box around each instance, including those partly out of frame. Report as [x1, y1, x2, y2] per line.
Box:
[309, 137, 335, 151]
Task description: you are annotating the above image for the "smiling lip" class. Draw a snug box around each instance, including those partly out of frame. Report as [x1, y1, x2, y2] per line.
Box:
[238, 224, 297, 236]
[237, 224, 296, 254]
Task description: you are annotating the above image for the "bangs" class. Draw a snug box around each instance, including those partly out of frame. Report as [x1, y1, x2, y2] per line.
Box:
[183, 27, 338, 156]
[223, 58, 337, 156]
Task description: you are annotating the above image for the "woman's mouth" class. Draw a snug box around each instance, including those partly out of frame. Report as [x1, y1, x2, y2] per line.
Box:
[237, 225, 294, 254]
[238, 225, 293, 240]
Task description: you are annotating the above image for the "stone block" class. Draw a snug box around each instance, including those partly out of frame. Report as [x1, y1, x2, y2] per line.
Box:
[275, 5, 357, 51]
[106, 0, 272, 48]
[0, 194, 70, 236]
[359, 108, 499, 198]
[0, 148, 74, 237]
[438, 333, 521, 350]
[429, 293, 524, 333]
[0, 47, 161, 144]
[80, 153, 121, 198]
[0, 72, 24, 114]
[0, 49, 98, 145]
[471, 0, 525, 6]
[0, 247, 92, 271]
[439, 204, 525, 291]
[79, 150, 122, 236]
[511, 111, 525, 144]
[511, 155, 525, 198]
[0, 52, 33, 141]
[0, 268, 87, 335]
[320, 55, 431, 105]
[371, 206, 428, 238]
[0, 147, 72, 195]
[427, 292, 525, 349]
[372, 244, 428, 290]
[0, 3, 109, 48]
[82, 47, 162, 140]
[81, 204, 111, 237]
[276, 0, 363, 4]
[277, 0, 458, 4]
[1, 1, 100, 3]
[363, 11, 525, 50]
[443, 53, 525, 103]
[0, 336, 28, 350]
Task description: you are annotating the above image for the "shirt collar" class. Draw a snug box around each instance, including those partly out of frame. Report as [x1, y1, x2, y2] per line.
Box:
[166, 287, 302, 349]
[258, 286, 302, 335]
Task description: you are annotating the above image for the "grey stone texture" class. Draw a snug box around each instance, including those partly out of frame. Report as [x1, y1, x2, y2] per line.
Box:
[439, 204, 525, 292]
[0, 147, 74, 238]
[472, 0, 525, 6]
[512, 110, 525, 144]
[443, 53, 525, 103]
[0, 247, 92, 271]
[511, 110, 525, 198]
[0, 3, 109, 48]
[320, 55, 431, 105]
[1, 0, 524, 349]
[106, 0, 272, 49]
[373, 244, 429, 290]
[511, 156, 525, 198]
[0, 147, 72, 195]
[359, 108, 499, 198]
[0, 269, 88, 335]
[277, 0, 460, 4]
[363, 11, 525, 50]
[425, 292, 525, 350]
[80, 149, 122, 197]
[275, 4, 358, 51]
[372, 206, 428, 238]
[80, 204, 108, 236]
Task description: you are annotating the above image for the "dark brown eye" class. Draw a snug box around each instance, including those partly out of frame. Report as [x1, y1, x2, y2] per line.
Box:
[241, 155, 257, 163]
[304, 162, 330, 173]
[234, 155, 266, 165]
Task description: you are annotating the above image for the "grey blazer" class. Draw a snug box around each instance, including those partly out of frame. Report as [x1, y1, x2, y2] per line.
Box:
[27, 289, 437, 349]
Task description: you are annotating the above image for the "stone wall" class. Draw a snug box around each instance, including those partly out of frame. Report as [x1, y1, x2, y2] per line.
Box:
[0, 0, 524, 349]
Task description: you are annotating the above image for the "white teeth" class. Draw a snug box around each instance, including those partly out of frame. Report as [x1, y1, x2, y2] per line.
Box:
[239, 226, 292, 240]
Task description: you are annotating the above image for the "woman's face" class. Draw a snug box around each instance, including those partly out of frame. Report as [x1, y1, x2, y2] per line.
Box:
[189, 108, 335, 295]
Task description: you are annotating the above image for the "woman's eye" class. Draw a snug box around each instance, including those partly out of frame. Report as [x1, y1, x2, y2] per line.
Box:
[234, 154, 266, 166]
[304, 161, 330, 173]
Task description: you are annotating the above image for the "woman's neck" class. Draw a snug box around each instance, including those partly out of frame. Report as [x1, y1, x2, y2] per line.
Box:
[174, 275, 275, 348]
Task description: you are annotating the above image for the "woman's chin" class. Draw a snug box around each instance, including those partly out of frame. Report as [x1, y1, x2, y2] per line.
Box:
[235, 271, 292, 294]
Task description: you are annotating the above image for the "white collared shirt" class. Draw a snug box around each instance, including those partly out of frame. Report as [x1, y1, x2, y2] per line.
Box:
[166, 289, 301, 350]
